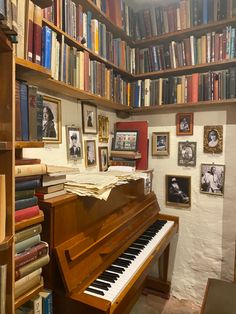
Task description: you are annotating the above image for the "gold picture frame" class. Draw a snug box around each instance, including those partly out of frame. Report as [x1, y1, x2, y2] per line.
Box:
[98, 147, 108, 171]
[98, 115, 109, 143]
[84, 140, 97, 167]
[152, 132, 169, 156]
[204, 125, 223, 154]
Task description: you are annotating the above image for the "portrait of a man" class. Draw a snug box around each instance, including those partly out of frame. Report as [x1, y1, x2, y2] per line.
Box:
[66, 126, 82, 160]
[166, 175, 191, 208]
[201, 164, 225, 196]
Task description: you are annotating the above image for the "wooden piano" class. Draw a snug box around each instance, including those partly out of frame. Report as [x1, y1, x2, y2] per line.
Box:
[39, 178, 179, 314]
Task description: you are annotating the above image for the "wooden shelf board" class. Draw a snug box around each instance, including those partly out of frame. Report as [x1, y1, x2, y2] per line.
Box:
[15, 210, 44, 232]
[15, 57, 51, 79]
[15, 281, 44, 309]
[32, 0, 52, 8]
[0, 235, 13, 251]
[0, 141, 12, 150]
[15, 141, 44, 149]
[0, 29, 12, 52]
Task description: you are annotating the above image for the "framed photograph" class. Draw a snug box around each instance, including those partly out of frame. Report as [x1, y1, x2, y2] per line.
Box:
[178, 141, 197, 167]
[84, 140, 97, 167]
[204, 125, 223, 153]
[166, 175, 191, 208]
[82, 102, 97, 134]
[176, 112, 193, 136]
[98, 147, 108, 171]
[152, 132, 169, 156]
[112, 130, 138, 151]
[66, 126, 82, 160]
[200, 164, 225, 196]
[98, 115, 109, 143]
[42, 96, 61, 143]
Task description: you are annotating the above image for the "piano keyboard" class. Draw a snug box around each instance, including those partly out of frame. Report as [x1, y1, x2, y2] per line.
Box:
[84, 219, 174, 302]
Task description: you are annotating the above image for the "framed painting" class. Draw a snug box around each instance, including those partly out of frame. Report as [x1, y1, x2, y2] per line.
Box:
[85, 140, 97, 167]
[98, 147, 109, 172]
[98, 115, 109, 143]
[166, 175, 191, 208]
[66, 126, 82, 160]
[203, 125, 223, 153]
[176, 112, 193, 136]
[42, 96, 61, 143]
[178, 141, 197, 167]
[200, 163, 225, 196]
[152, 132, 169, 156]
[82, 102, 97, 134]
[112, 130, 138, 152]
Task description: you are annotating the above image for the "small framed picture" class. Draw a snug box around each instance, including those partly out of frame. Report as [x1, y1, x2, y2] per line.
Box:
[98, 115, 109, 143]
[204, 125, 223, 153]
[178, 141, 197, 167]
[42, 96, 62, 143]
[152, 132, 169, 156]
[200, 164, 225, 196]
[176, 112, 193, 136]
[66, 126, 82, 160]
[166, 175, 191, 208]
[112, 130, 138, 152]
[82, 102, 97, 134]
[84, 140, 97, 167]
[98, 147, 108, 171]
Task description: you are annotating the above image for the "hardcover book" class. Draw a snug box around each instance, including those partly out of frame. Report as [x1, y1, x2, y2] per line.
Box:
[15, 196, 38, 211]
[0, 175, 6, 243]
[15, 205, 40, 223]
[15, 224, 42, 243]
[15, 234, 41, 254]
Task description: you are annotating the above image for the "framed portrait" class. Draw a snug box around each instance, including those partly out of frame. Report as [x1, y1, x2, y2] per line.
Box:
[42, 96, 61, 143]
[66, 126, 82, 160]
[152, 132, 169, 156]
[82, 102, 97, 134]
[98, 115, 109, 143]
[166, 175, 191, 208]
[178, 141, 197, 167]
[84, 140, 97, 167]
[200, 163, 225, 196]
[112, 130, 138, 152]
[176, 112, 193, 136]
[204, 125, 223, 153]
[98, 147, 108, 172]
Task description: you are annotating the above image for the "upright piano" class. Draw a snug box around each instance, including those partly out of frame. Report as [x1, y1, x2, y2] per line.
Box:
[39, 178, 179, 314]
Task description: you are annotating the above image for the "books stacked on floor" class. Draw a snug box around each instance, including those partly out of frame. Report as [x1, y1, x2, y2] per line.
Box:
[16, 289, 53, 313]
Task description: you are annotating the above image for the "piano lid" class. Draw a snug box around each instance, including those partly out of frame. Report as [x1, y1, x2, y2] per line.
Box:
[54, 192, 160, 295]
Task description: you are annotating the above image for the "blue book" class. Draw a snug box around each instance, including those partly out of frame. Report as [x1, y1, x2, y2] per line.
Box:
[20, 81, 29, 141]
[134, 82, 140, 108]
[39, 289, 53, 314]
[15, 179, 41, 191]
[42, 26, 52, 69]
[101, 0, 106, 13]
[15, 196, 38, 211]
[87, 11, 92, 50]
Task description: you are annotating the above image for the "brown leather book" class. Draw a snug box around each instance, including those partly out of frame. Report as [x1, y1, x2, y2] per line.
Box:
[33, 4, 42, 64]
[15, 158, 41, 166]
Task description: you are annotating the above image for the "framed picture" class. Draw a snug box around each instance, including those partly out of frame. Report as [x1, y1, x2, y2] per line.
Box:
[98, 147, 108, 171]
[204, 125, 223, 153]
[98, 115, 109, 143]
[112, 130, 138, 151]
[166, 175, 191, 208]
[82, 102, 97, 134]
[42, 96, 61, 143]
[152, 132, 169, 156]
[178, 141, 197, 167]
[84, 140, 97, 167]
[200, 163, 225, 196]
[66, 126, 82, 160]
[176, 112, 193, 136]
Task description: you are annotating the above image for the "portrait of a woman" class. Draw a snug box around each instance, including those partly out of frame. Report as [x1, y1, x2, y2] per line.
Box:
[42, 106, 56, 138]
[42, 96, 61, 143]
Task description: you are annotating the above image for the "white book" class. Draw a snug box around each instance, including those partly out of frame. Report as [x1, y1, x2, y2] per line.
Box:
[0, 264, 7, 314]
[15, 268, 42, 289]
[144, 79, 151, 107]
[36, 189, 67, 200]
[42, 174, 67, 187]
[0, 175, 6, 243]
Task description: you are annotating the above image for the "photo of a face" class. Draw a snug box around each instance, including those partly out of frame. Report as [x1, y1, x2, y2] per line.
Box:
[66, 126, 82, 160]
[42, 96, 61, 143]
[157, 136, 166, 151]
[201, 164, 225, 196]
[166, 175, 191, 208]
[85, 140, 96, 167]
[204, 126, 223, 153]
[178, 142, 197, 167]
[208, 130, 218, 148]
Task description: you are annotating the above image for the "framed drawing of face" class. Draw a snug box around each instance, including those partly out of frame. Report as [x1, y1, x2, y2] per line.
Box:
[200, 163, 225, 196]
[85, 140, 97, 167]
[166, 175, 191, 208]
[98, 147, 108, 172]
[82, 103, 97, 134]
[112, 130, 138, 152]
[176, 112, 193, 136]
[204, 125, 223, 153]
[66, 126, 82, 160]
[98, 115, 109, 143]
[42, 96, 61, 143]
[178, 141, 197, 167]
[152, 132, 169, 156]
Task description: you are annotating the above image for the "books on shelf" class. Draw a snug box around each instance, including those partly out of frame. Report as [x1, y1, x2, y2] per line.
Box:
[0, 175, 6, 243]
[41, 174, 67, 187]
[15, 224, 42, 243]
[15, 196, 38, 211]
[0, 264, 7, 314]
[39, 289, 53, 314]
[36, 183, 64, 194]
[15, 268, 42, 299]
[15, 205, 40, 223]
[110, 150, 141, 159]
[15, 163, 47, 177]
[35, 188, 66, 200]
[15, 234, 41, 254]
[23, 294, 42, 314]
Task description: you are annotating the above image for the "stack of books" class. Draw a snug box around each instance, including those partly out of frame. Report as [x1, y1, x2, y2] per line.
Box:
[16, 289, 53, 313]
[35, 173, 67, 200]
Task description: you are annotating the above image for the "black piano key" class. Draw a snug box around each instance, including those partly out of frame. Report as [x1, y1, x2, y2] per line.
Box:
[108, 265, 125, 273]
[125, 247, 141, 255]
[98, 275, 116, 283]
[113, 258, 131, 267]
[131, 243, 145, 249]
[90, 282, 109, 291]
[134, 238, 149, 245]
[103, 271, 119, 278]
[94, 280, 111, 288]
[140, 234, 153, 240]
[86, 287, 105, 296]
[120, 253, 136, 260]
[143, 230, 156, 236]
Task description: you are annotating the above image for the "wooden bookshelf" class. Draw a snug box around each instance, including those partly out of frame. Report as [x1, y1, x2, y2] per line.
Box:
[15, 57, 51, 80]
[0, 141, 13, 150]
[32, 0, 53, 8]
[0, 235, 14, 251]
[15, 142, 44, 149]
[15, 281, 44, 309]
[15, 211, 44, 232]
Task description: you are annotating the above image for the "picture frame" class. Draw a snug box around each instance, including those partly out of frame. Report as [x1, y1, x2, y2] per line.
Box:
[98, 115, 109, 143]
[200, 163, 225, 196]
[176, 112, 193, 136]
[152, 132, 169, 156]
[166, 175, 191, 208]
[66, 126, 82, 160]
[98, 147, 109, 172]
[112, 130, 138, 152]
[42, 96, 61, 143]
[84, 140, 97, 167]
[178, 141, 197, 167]
[203, 125, 223, 154]
[82, 102, 97, 134]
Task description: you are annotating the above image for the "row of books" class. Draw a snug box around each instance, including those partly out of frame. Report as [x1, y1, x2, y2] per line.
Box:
[0, 0, 17, 42]
[135, 0, 236, 40]
[136, 26, 236, 74]
[16, 290, 52, 314]
[130, 69, 236, 107]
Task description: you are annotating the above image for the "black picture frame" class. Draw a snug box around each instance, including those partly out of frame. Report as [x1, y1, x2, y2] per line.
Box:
[200, 163, 225, 196]
[166, 175, 191, 208]
[82, 102, 97, 134]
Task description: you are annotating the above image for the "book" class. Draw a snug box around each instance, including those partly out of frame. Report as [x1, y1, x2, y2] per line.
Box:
[15, 234, 41, 254]
[15, 163, 47, 177]
[33, 4, 42, 64]
[0, 264, 7, 314]
[19, 80, 29, 141]
[15, 178, 41, 191]
[35, 183, 64, 194]
[15, 175, 42, 183]
[39, 289, 53, 314]
[15, 224, 42, 243]
[15, 196, 38, 211]
[35, 189, 67, 200]
[15, 205, 40, 223]
[15, 80, 22, 140]
[42, 174, 67, 187]
[110, 150, 141, 159]
[15, 158, 41, 165]
[15, 274, 42, 299]
[15, 268, 42, 295]
[15, 189, 35, 201]
[0, 175, 6, 243]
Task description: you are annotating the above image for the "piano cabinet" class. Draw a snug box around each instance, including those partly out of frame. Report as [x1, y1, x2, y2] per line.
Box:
[39, 179, 179, 314]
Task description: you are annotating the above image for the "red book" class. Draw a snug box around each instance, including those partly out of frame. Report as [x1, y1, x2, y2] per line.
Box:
[27, 1, 34, 62]
[191, 73, 199, 103]
[108, 0, 122, 28]
[33, 5, 42, 64]
[15, 205, 40, 223]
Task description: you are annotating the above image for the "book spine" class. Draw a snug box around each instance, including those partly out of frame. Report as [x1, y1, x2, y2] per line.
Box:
[15, 205, 40, 223]
[0, 264, 7, 314]
[15, 234, 41, 254]
[27, 1, 34, 62]
[0, 175, 6, 243]
[33, 5, 42, 64]
[15, 196, 38, 211]
[15, 164, 47, 177]
[15, 242, 48, 269]
[19, 81, 29, 141]
[15, 224, 42, 243]
[16, 255, 50, 281]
